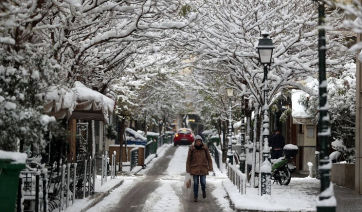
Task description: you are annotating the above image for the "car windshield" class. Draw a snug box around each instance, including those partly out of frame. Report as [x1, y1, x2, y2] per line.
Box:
[178, 130, 191, 134]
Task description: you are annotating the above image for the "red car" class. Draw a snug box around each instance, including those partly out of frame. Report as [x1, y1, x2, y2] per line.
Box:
[173, 128, 194, 146]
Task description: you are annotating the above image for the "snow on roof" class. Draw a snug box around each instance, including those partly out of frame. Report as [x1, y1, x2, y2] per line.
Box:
[291, 89, 312, 118]
[45, 85, 76, 109]
[44, 85, 77, 119]
[73, 81, 115, 112]
[44, 82, 115, 123]
[71, 81, 115, 124]
[103, 95, 115, 114]
[0, 150, 27, 164]
[73, 81, 104, 102]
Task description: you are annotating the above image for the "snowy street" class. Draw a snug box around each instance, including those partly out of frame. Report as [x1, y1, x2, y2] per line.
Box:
[61, 144, 327, 212]
[85, 145, 233, 212]
[3, 1, 362, 212]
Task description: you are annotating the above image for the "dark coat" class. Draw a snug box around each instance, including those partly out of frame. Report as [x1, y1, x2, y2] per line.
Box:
[272, 132, 285, 149]
[186, 143, 213, 175]
[268, 133, 275, 147]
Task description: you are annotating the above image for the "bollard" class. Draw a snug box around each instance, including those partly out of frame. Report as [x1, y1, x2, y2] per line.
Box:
[101, 154, 104, 185]
[307, 162, 313, 178]
[315, 151, 320, 179]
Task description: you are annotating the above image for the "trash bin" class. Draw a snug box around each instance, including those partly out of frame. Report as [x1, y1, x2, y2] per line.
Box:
[146, 133, 159, 154]
[0, 158, 26, 212]
[165, 131, 174, 144]
[210, 137, 220, 146]
[146, 134, 159, 143]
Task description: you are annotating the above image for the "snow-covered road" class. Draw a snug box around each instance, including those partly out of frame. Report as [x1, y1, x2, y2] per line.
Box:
[86, 145, 233, 212]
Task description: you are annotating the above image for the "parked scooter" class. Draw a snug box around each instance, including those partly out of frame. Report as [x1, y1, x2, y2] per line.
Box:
[271, 144, 298, 185]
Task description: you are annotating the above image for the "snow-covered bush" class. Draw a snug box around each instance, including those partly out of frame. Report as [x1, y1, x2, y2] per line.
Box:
[330, 139, 355, 163]
[299, 63, 356, 149]
[0, 1, 61, 151]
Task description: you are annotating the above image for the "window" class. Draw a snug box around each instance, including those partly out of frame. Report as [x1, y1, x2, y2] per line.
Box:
[306, 125, 314, 138]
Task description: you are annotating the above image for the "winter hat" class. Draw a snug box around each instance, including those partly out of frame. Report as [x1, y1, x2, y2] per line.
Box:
[194, 135, 203, 143]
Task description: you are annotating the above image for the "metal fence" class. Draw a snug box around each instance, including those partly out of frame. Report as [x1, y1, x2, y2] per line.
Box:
[17, 162, 48, 212]
[145, 140, 156, 159]
[208, 143, 222, 169]
[18, 157, 95, 212]
[130, 147, 139, 171]
[226, 159, 247, 195]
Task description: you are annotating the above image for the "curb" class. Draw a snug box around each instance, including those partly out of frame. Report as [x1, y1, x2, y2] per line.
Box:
[80, 179, 124, 212]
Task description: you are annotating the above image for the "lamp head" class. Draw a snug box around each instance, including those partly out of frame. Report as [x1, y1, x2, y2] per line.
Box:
[226, 87, 234, 97]
[256, 33, 274, 65]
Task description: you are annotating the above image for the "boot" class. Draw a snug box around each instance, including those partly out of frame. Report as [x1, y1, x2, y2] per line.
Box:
[202, 189, 206, 199]
[194, 196, 198, 202]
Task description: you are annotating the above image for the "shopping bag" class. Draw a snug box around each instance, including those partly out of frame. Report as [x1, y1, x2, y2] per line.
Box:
[185, 173, 191, 188]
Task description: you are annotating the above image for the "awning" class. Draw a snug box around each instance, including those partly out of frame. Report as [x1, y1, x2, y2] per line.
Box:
[70, 81, 115, 124]
[44, 85, 76, 119]
[44, 82, 115, 124]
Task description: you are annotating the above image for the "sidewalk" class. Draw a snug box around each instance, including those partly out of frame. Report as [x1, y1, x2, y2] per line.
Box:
[62, 144, 170, 212]
[222, 170, 362, 212]
[62, 148, 362, 212]
[334, 184, 362, 212]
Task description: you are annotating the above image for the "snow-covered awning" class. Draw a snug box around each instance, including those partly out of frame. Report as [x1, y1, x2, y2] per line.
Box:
[70, 81, 115, 124]
[44, 82, 115, 124]
[43, 85, 77, 119]
[291, 89, 315, 125]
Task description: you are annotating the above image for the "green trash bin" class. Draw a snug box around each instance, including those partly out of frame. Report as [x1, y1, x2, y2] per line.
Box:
[165, 131, 174, 144]
[146, 133, 159, 154]
[146, 134, 159, 143]
[0, 158, 26, 212]
[210, 136, 220, 146]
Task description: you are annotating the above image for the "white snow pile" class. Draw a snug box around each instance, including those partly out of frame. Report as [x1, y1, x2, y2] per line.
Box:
[233, 121, 241, 129]
[284, 144, 298, 150]
[146, 131, 160, 136]
[292, 89, 312, 118]
[126, 128, 147, 141]
[0, 150, 27, 163]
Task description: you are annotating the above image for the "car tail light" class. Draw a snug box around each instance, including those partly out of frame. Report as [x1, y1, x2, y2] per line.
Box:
[191, 134, 194, 137]
[175, 134, 178, 137]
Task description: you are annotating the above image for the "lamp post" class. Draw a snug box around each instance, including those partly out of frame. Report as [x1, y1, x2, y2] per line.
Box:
[256, 32, 274, 196]
[313, 1, 336, 211]
[226, 87, 234, 165]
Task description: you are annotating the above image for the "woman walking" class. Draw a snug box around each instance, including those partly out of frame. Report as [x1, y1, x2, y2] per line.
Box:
[186, 135, 213, 202]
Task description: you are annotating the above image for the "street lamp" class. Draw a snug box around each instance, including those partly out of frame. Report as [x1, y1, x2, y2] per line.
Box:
[313, 1, 336, 211]
[226, 87, 234, 165]
[256, 32, 274, 196]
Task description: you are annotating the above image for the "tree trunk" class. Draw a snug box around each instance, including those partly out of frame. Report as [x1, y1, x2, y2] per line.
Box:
[118, 118, 126, 172]
[217, 119, 222, 149]
[222, 121, 227, 163]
